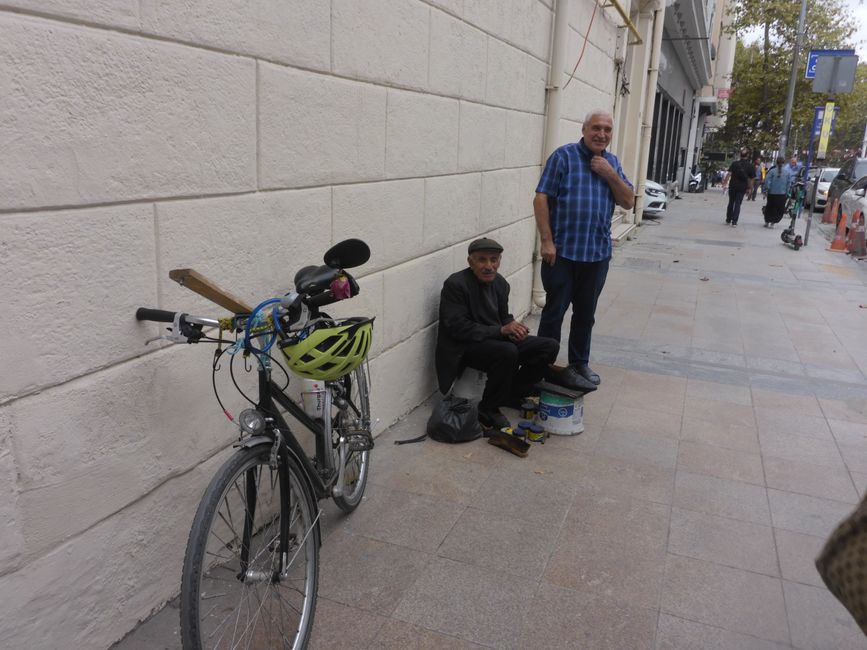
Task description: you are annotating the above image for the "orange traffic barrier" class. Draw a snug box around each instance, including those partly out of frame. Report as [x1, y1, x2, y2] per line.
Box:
[849, 210, 867, 258]
[822, 197, 837, 224]
[829, 206, 850, 252]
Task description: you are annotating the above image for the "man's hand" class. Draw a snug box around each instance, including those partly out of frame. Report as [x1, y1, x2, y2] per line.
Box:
[501, 320, 529, 342]
[540, 240, 556, 266]
[590, 154, 616, 179]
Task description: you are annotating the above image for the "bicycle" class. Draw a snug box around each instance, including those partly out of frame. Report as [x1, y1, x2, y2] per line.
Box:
[135, 239, 375, 649]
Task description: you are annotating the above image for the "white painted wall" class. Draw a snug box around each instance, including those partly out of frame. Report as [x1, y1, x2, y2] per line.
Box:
[0, 1, 624, 646]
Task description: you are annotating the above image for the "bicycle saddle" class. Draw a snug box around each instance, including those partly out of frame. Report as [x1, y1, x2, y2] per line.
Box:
[294, 265, 337, 296]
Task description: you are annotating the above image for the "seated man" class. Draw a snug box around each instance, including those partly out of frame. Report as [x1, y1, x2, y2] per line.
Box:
[435, 238, 559, 431]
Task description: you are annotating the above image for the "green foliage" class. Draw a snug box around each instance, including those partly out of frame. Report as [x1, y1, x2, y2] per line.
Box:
[714, 0, 863, 161]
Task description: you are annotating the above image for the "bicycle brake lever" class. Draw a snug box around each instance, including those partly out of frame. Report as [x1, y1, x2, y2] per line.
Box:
[145, 312, 195, 345]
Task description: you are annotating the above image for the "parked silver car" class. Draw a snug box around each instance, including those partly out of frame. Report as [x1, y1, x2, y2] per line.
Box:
[643, 179, 667, 217]
[839, 175, 867, 229]
[806, 167, 839, 212]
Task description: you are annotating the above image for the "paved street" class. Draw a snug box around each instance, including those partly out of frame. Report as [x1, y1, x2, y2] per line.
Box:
[115, 189, 867, 649]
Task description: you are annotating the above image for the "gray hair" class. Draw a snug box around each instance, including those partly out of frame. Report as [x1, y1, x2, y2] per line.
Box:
[583, 109, 613, 124]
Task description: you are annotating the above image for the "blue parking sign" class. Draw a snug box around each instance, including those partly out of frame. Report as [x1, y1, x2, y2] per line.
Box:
[806, 49, 855, 79]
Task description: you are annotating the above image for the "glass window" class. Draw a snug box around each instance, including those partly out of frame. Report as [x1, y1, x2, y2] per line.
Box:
[821, 168, 840, 182]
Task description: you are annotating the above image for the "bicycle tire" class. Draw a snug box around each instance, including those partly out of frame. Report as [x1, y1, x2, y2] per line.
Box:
[332, 364, 372, 513]
[180, 446, 319, 650]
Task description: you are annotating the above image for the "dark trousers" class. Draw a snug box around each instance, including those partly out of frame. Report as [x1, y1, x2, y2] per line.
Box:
[462, 336, 558, 411]
[537, 256, 610, 366]
[726, 188, 746, 223]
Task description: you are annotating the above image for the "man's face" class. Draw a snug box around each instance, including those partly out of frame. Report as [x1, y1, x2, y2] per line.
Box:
[582, 114, 613, 155]
[789, 158, 798, 168]
[467, 251, 501, 283]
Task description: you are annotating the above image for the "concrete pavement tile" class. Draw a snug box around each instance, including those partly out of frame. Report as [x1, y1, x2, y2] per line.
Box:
[758, 430, 846, 469]
[688, 347, 748, 367]
[616, 375, 687, 416]
[543, 525, 666, 609]
[660, 554, 790, 644]
[603, 405, 681, 439]
[803, 364, 866, 384]
[655, 613, 792, 650]
[767, 489, 855, 538]
[743, 343, 803, 364]
[686, 378, 753, 406]
[683, 396, 756, 429]
[110, 599, 180, 649]
[751, 387, 823, 417]
[437, 507, 560, 581]
[673, 470, 771, 525]
[564, 493, 670, 549]
[680, 416, 761, 454]
[690, 336, 746, 355]
[763, 456, 859, 504]
[334, 484, 466, 553]
[668, 507, 778, 576]
[571, 454, 675, 505]
[819, 397, 867, 424]
[309, 598, 387, 650]
[318, 530, 431, 615]
[514, 582, 657, 650]
[469, 468, 577, 530]
[774, 528, 826, 588]
[371, 443, 492, 505]
[829, 418, 867, 475]
[391, 556, 537, 648]
[755, 407, 833, 440]
[676, 439, 764, 486]
[783, 581, 867, 650]
[746, 356, 807, 376]
[368, 620, 486, 649]
[850, 471, 867, 496]
[593, 428, 679, 470]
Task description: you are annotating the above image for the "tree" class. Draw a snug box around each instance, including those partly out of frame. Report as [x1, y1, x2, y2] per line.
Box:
[713, 0, 862, 162]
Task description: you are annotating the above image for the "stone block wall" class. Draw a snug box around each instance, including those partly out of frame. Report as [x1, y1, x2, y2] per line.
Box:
[0, 1, 623, 646]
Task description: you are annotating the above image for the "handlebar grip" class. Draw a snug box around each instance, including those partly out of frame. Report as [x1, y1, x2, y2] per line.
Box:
[136, 307, 177, 323]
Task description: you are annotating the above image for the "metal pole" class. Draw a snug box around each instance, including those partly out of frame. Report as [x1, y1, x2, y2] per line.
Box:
[779, 0, 808, 157]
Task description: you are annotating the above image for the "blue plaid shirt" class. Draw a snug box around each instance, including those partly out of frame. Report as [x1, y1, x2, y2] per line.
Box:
[535, 139, 633, 262]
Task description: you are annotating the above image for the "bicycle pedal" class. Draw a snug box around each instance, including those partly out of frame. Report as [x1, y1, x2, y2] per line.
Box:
[346, 432, 374, 452]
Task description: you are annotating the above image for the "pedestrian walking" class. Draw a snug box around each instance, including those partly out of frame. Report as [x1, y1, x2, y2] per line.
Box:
[721, 148, 755, 227]
[762, 156, 793, 228]
[532, 110, 634, 388]
[748, 157, 763, 201]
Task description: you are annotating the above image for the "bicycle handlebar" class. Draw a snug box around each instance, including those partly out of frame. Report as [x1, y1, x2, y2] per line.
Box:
[136, 307, 177, 323]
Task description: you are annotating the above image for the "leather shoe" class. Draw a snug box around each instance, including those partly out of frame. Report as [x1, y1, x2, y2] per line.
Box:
[574, 364, 601, 386]
[545, 366, 597, 393]
[478, 407, 510, 432]
[487, 431, 529, 457]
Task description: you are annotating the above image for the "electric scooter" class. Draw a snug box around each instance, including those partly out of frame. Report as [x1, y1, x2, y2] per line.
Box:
[688, 170, 703, 193]
[780, 180, 805, 251]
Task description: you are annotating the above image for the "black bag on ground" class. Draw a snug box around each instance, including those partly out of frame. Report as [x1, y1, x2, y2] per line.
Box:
[394, 393, 482, 444]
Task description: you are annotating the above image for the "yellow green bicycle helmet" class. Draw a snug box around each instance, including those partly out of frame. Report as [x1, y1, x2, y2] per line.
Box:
[280, 317, 374, 381]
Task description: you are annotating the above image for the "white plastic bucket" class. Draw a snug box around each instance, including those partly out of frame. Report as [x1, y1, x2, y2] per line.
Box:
[536, 391, 584, 435]
[300, 379, 326, 419]
[451, 369, 486, 403]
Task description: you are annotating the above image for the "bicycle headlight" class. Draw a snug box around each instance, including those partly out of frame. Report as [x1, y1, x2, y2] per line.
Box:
[238, 409, 267, 435]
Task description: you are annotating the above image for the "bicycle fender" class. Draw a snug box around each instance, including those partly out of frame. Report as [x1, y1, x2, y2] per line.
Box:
[236, 435, 323, 547]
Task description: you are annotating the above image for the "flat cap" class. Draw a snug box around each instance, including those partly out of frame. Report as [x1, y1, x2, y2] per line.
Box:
[467, 237, 503, 254]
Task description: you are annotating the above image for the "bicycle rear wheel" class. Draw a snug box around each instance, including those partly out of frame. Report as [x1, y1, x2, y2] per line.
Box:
[332, 363, 372, 513]
[180, 446, 319, 650]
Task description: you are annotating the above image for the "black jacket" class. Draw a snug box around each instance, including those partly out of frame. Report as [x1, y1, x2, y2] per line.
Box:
[435, 268, 514, 393]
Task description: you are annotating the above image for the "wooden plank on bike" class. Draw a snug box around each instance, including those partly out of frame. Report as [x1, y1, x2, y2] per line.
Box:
[168, 268, 253, 314]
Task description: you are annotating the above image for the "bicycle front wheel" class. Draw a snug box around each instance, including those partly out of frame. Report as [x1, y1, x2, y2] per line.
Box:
[180, 446, 319, 650]
[332, 363, 372, 513]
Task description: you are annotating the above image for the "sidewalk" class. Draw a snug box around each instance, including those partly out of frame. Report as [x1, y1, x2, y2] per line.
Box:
[115, 190, 867, 649]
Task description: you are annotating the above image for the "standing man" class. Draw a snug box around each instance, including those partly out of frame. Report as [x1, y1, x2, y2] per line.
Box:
[532, 110, 634, 388]
[787, 156, 804, 183]
[436, 238, 559, 431]
[721, 148, 755, 226]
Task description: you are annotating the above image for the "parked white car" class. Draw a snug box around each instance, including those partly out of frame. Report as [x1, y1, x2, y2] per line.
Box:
[806, 167, 839, 212]
[643, 179, 667, 217]
[839, 175, 867, 229]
